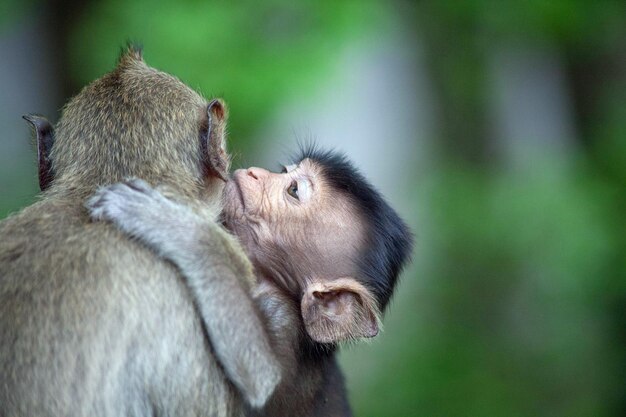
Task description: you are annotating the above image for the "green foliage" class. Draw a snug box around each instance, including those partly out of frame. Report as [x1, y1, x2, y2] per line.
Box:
[0, 168, 38, 219]
[420, 0, 626, 46]
[69, 0, 390, 154]
[344, 2, 626, 411]
[347, 155, 622, 417]
[0, 0, 33, 30]
[593, 92, 626, 185]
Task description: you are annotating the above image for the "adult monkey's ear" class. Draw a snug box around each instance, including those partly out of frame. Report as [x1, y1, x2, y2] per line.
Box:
[201, 98, 230, 182]
[23, 114, 54, 191]
[301, 277, 381, 344]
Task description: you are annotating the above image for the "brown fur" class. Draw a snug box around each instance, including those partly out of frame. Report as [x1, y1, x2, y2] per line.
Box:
[0, 47, 246, 416]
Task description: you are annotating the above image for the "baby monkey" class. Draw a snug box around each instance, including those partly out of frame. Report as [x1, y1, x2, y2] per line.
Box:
[88, 146, 413, 416]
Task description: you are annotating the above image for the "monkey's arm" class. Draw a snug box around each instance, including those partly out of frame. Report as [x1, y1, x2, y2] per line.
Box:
[87, 179, 281, 408]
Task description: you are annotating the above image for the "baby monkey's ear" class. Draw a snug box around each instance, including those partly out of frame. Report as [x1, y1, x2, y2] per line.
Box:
[301, 277, 380, 344]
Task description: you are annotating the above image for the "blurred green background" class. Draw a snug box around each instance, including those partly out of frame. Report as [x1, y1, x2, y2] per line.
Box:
[1, 1, 624, 416]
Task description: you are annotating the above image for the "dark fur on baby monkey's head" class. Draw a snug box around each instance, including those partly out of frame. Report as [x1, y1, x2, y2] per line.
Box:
[223, 144, 414, 345]
[296, 145, 414, 312]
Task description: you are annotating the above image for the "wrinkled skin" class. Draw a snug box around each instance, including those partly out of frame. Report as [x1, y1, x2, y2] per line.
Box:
[225, 162, 363, 289]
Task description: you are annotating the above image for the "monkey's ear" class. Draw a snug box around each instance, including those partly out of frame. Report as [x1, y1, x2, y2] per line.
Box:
[201, 99, 230, 181]
[301, 277, 380, 344]
[23, 114, 54, 191]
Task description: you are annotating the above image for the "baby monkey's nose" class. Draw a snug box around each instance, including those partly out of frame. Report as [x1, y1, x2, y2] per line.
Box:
[246, 167, 268, 180]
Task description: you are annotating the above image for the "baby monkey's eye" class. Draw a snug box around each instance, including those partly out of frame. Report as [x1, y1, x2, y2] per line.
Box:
[287, 180, 299, 200]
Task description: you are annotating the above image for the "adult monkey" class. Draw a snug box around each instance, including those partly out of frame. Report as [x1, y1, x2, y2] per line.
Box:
[0, 46, 281, 416]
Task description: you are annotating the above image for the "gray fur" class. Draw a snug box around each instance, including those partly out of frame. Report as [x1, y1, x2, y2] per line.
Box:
[87, 179, 281, 407]
[0, 197, 240, 416]
[0, 47, 277, 416]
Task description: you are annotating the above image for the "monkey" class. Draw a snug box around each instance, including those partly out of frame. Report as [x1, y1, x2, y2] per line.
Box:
[3, 45, 413, 416]
[0, 46, 284, 416]
[86, 145, 415, 417]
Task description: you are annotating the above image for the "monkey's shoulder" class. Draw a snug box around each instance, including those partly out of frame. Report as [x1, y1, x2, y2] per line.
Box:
[0, 199, 238, 414]
[1, 199, 190, 301]
[0, 199, 202, 324]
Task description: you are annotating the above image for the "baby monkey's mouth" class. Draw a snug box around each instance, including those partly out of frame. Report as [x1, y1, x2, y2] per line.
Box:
[220, 178, 249, 235]
[230, 177, 246, 211]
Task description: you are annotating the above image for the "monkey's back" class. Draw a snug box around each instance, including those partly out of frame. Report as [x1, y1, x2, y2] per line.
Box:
[0, 199, 241, 416]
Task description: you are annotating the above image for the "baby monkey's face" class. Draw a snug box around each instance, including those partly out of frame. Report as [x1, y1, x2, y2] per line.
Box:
[222, 158, 364, 292]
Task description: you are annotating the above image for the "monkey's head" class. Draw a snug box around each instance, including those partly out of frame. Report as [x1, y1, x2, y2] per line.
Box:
[223, 146, 413, 345]
[27, 46, 230, 202]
